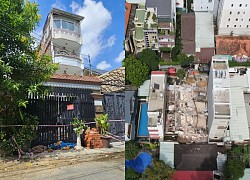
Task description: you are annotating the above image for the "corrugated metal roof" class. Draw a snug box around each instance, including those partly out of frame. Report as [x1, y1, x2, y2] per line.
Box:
[195, 12, 214, 48]
[146, 0, 172, 17]
[159, 142, 177, 168]
[138, 80, 150, 97]
[230, 77, 250, 141]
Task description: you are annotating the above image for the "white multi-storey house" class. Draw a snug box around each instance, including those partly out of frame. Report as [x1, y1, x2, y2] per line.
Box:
[208, 55, 250, 143]
[193, 0, 215, 12]
[207, 56, 231, 143]
[216, 0, 250, 36]
[147, 71, 167, 141]
[40, 8, 84, 76]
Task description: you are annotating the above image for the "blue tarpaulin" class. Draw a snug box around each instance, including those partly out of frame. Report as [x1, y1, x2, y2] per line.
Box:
[48, 141, 76, 150]
[125, 152, 152, 173]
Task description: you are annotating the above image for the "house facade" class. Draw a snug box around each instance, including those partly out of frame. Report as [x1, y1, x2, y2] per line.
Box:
[207, 56, 231, 143]
[216, 0, 250, 36]
[193, 0, 215, 12]
[147, 71, 167, 141]
[40, 8, 84, 76]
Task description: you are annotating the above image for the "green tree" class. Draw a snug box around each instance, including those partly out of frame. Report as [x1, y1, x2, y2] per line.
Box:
[176, 68, 186, 79]
[125, 168, 141, 180]
[138, 49, 159, 71]
[0, 0, 57, 154]
[142, 159, 175, 180]
[125, 140, 141, 160]
[125, 55, 149, 87]
[223, 159, 245, 180]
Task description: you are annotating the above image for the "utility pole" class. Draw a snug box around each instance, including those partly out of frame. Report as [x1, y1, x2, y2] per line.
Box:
[88, 54, 92, 76]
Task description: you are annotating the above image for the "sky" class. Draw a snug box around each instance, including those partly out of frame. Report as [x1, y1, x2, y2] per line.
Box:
[32, 0, 124, 71]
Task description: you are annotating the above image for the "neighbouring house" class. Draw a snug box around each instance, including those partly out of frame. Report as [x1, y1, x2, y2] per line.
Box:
[125, 2, 137, 53]
[208, 55, 250, 144]
[158, 34, 175, 48]
[133, 4, 146, 54]
[174, 144, 226, 170]
[144, 7, 159, 50]
[215, 36, 250, 61]
[216, 0, 250, 36]
[40, 8, 84, 76]
[146, 0, 176, 33]
[195, 12, 215, 63]
[193, 0, 215, 12]
[99, 67, 125, 93]
[147, 71, 167, 141]
[181, 13, 195, 56]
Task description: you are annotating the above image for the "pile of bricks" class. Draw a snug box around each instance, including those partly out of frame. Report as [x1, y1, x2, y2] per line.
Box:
[84, 128, 103, 149]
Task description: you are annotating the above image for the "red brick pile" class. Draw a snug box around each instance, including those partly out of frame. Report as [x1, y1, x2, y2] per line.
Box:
[84, 128, 103, 149]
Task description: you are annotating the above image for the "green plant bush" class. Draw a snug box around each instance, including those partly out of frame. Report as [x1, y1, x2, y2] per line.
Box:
[125, 140, 141, 160]
[94, 114, 110, 136]
[71, 118, 88, 135]
[142, 159, 175, 180]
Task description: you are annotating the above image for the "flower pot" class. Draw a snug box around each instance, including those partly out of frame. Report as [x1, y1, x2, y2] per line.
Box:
[101, 136, 111, 148]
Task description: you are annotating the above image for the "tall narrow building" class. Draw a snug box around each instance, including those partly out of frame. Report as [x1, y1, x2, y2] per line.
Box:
[207, 56, 231, 143]
[40, 8, 84, 76]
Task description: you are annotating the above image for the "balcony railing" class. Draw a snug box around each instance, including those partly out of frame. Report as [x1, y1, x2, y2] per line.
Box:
[54, 49, 80, 59]
[54, 29, 81, 44]
[54, 29, 80, 38]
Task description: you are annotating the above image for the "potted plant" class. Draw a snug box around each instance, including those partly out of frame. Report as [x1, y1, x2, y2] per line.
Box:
[71, 118, 87, 150]
[95, 114, 111, 148]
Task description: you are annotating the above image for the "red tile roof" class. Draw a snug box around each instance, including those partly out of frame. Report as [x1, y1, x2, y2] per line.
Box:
[216, 35, 250, 57]
[196, 47, 215, 64]
[172, 171, 213, 180]
[50, 74, 101, 84]
[151, 71, 166, 75]
[125, 2, 132, 35]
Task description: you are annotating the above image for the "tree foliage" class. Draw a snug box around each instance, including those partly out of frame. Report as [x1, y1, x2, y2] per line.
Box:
[138, 49, 159, 71]
[125, 55, 149, 87]
[223, 145, 249, 180]
[125, 168, 141, 180]
[0, 0, 57, 154]
[223, 159, 245, 180]
[176, 68, 186, 79]
[142, 159, 175, 180]
[125, 140, 141, 160]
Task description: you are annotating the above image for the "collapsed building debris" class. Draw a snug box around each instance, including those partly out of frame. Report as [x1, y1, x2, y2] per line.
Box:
[165, 73, 208, 143]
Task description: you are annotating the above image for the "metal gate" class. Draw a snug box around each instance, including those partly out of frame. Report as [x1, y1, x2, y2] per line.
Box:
[103, 93, 125, 140]
[26, 87, 95, 146]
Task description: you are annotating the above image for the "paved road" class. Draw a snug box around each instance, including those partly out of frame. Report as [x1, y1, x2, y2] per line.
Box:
[2, 156, 125, 180]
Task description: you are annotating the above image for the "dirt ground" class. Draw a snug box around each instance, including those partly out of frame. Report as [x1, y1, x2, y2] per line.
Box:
[0, 151, 124, 178]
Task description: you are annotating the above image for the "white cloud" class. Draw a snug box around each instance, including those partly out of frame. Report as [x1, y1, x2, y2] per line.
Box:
[51, 0, 66, 11]
[71, 0, 112, 60]
[70, 1, 80, 13]
[115, 50, 125, 62]
[106, 35, 116, 47]
[96, 60, 111, 70]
